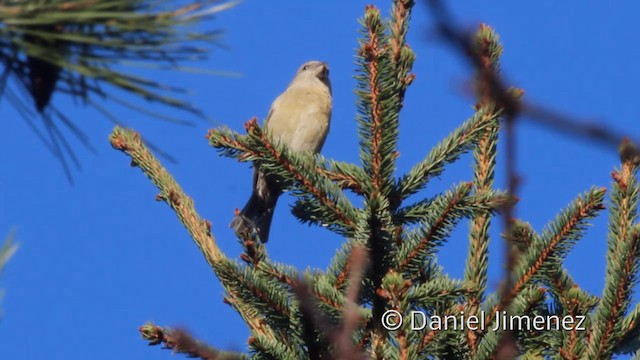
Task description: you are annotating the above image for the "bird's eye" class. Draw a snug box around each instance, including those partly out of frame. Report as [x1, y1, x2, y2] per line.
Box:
[302, 65, 310, 71]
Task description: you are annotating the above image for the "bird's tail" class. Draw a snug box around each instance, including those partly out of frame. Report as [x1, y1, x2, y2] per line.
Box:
[230, 193, 277, 243]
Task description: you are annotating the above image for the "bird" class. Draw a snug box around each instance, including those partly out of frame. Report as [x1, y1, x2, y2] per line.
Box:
[230, 60, 332, 242]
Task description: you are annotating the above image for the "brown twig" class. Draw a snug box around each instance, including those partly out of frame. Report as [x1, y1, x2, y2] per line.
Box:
[139, 323, 244, 360]
[465, 25, 502, 350]
[425, 0, 640, 149]
[425, 1, 522, 352]
[422, 1, 640, 357]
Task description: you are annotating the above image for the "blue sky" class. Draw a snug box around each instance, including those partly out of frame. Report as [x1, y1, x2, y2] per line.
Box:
[1, 1, 639, 358]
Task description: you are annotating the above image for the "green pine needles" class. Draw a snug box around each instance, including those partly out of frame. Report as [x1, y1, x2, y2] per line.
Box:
[0, 0, 233, 118]
[110, 1, 640, 359]
[1, 0, 235, 182]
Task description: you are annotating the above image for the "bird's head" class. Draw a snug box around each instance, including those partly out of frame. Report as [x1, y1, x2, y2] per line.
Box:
[294, 60, 331, 89]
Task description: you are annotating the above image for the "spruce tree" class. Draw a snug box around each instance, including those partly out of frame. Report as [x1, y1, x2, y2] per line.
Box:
[110, 1, 640, 358]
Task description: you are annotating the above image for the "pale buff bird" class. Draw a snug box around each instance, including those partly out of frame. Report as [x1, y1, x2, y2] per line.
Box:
[230, 60, 332, 242]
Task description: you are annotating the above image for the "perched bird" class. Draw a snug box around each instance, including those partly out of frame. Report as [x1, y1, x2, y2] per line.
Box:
[230, 60, 332, 242]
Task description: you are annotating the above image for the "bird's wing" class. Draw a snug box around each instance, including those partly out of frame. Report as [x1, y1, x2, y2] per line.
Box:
[264, 92, 284, 127]
[254, 94, 282, 190]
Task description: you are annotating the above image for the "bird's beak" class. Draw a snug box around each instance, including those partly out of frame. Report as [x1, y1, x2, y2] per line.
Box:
[321, 63, 330, 78]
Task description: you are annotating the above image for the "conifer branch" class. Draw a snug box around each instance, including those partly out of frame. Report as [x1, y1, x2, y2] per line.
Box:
[254, 261, 297, 288]
[223, 291, 301, 358]
[334, 245, 369, 359]
[616, 291, 640, 354]
[483, 188, 606, 333]
[251, 259, 355, 324]
[416, 304, 462, 354]
[220, 267, 294, 334]
[397, 109, 501, 200]
[395, 188, 508, 225]
[355, 1, 414, 200]
[397, 278, 474, 357]
[421, 5, 640, 355]
[109, 1, 640, 358]
[464, 123, 497, 354]
[239, 226, 354, 327]
[323, 159, 369, 195]
[471, 286, 547, 360]
[376, 271, 413, 358]
[294, 280, 332, 360]
[109, 126, 296, 356]
[358, 5, 388, 197]
[246, 330, 302, 359]
[3, 0, 234, 181]
[327, 241, 365, 292]
[293, 246, 368, 360]
[352, 6, 416, 251]
[208, 119, 359, 235]
[510, 220, 598, 316]
[236, 230, 353, 333]
[394, 182, 473, 273]
[255, 262, 358, 325]
[388, 0, 415, 100]
[500, 218, 600, 359]
[556, 289, 593, 359]
[355, 199, 395, 338]
[464, 27, 502, 355]
[405, 277, 469, 303]
[1, 0, 235, 115]
[588, 160, 640, 358]
[238, 236, 267, 267]
[139, 323, 246, 360]
[315, 276, 356, 317]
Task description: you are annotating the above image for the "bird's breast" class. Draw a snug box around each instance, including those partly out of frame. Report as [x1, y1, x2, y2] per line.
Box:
[266, 85, 332, 153]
